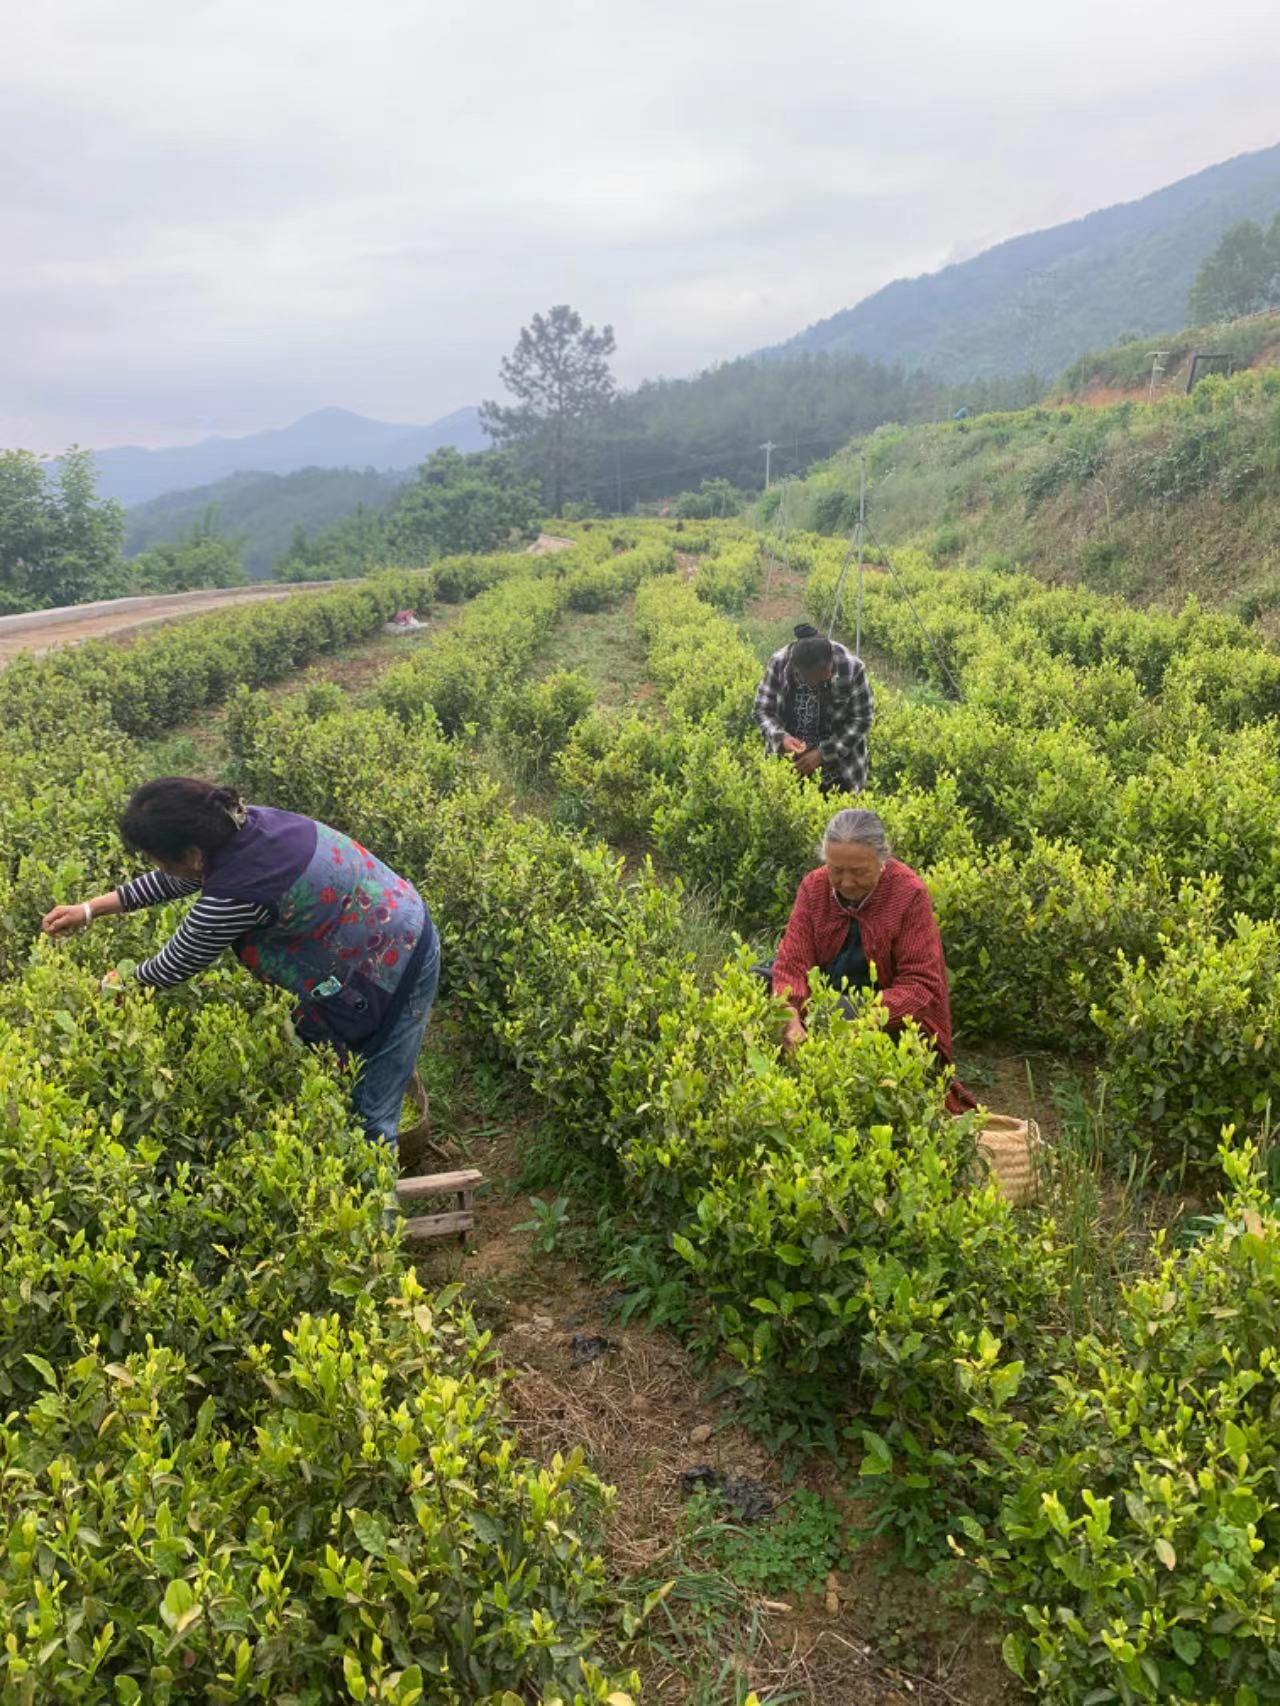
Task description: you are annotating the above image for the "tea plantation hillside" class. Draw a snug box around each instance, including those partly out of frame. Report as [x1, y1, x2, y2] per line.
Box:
[779, 362, 1280, 612]
[9, 519, 1280, 1702]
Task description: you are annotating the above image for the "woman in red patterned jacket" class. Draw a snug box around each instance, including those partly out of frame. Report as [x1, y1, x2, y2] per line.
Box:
[768, 807, 975, 1113]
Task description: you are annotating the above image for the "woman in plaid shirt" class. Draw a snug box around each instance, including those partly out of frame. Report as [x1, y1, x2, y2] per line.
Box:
[753, 624, 874, 794]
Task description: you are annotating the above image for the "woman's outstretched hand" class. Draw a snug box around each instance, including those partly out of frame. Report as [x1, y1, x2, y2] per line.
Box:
[42, 903, 92, 939]
[783, 1015, 807, 1052]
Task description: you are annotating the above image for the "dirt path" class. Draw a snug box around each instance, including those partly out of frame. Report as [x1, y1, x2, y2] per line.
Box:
[0, 580, 343, 662]
[410, 1025, 1016, 1706]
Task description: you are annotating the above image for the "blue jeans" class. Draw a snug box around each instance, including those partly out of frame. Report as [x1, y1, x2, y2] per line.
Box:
[350, 924, 441, 1146]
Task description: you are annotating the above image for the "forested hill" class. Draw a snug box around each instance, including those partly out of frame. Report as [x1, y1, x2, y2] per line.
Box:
[770, 141, 1280, 381]
[121, 357, 1042, 570]
[574, 351, 1040, 504]
[123, 466, 409, 579]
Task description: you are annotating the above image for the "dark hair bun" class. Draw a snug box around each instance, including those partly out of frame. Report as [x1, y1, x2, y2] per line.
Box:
[793, 623, 820, 640]
[120, 776, 246, 862]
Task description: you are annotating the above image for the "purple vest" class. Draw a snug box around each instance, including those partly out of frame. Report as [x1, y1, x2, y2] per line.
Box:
[203, 806, 430, 1048]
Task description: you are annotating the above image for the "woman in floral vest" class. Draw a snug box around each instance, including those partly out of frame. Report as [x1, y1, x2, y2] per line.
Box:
[42, 777, 439, 1151]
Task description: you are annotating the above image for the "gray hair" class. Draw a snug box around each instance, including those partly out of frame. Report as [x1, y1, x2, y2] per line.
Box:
[821, 807, 891, 860]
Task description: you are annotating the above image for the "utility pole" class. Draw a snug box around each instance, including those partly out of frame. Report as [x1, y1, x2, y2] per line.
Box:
[613, 441, 623, 514]
[764, 480, 789, 598]
[759, 440, 777, 488]
[1147, 352, 1169, 404]
[826, 456, 869, 647]
[854, 457, 867, 657]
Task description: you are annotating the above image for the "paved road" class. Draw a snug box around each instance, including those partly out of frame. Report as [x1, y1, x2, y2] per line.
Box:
[0, 581, 341, 662]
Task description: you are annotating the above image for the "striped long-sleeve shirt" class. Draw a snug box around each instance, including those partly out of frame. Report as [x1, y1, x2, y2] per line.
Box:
[753, 640, 874, 793]
[116, 871, 272, 988]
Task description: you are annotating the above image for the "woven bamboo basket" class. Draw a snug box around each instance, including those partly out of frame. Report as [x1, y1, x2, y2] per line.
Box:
[397, 1071, 445, 1175]
[975, 1113, 1041, 1207]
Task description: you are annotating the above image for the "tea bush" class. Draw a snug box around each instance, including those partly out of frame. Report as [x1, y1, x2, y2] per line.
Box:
[964, 1144, 1280, 1705]
[1092, 911, 1280, 1179]
[930, 841, 1180, 1051]
[553, 710, 685, 842]
[564, 560, 624, 610]
[495, 669, 595, 779]
[0, 959, 627, 1703]
[376, 575, 569, 733]
[691, 539, 762, 612]
[225, 686, 467, 846]
[0, 571, 435, 738]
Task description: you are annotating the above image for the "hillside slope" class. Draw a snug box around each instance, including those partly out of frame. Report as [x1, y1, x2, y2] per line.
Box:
[771, 142, 1280, 380]
[1056, 314, 1280, 399]
[85, 405, 486, 507]
[781, 365, 1280, 614]
[123, 465, 409, 579]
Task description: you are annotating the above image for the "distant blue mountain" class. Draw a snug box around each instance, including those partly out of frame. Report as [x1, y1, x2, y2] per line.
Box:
[87, 405, 489, 507]
[769, 141, 1280, 380]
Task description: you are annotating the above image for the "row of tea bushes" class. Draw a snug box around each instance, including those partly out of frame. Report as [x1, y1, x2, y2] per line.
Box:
[227, 663, 1280, 1704]
[0, 571, 437, 739]
[0, 555, 642, 1703]
[371, 544, 676, 734]
[0, 947, 630, 1704]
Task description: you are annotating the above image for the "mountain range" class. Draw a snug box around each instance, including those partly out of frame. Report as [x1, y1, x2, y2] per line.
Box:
[89, 405, 488, 507]
[85, 138, 1280, 545]
[771, 140, 1280, 380]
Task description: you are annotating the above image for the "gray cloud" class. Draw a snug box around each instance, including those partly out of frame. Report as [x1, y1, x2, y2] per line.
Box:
[3, 0, 1279, 449]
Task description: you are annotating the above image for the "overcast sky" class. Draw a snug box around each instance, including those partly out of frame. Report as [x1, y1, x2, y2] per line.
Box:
[5, 0, 1279, 452]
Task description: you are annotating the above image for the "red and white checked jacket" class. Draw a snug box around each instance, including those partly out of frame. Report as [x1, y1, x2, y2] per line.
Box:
[772, 859, 974, 1112]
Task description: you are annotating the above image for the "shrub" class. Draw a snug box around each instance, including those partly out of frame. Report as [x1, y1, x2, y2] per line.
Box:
[552, 711, 685, 842]
[0, 573, 434, 739]
[225, 688, 465, 865]
[376, 576, 568, 733]
[564, 562, 624, 610]
[968, 1144, 1280, 1706]
[931, 841, 1176, 1051]
[1092, 907, 1280, 1180]
[692, 541, 761, 613]
[495, 670, 595, 779]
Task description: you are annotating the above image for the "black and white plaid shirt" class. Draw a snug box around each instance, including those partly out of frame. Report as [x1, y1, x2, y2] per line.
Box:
[753, 640, 874, 793]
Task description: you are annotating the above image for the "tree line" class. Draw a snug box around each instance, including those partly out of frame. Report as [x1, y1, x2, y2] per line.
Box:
[0, 448, 246, 614]
[1189, 215, 1280, 323]
[477, 304, 1043, 517]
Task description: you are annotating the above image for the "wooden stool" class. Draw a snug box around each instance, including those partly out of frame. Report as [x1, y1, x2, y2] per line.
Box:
[396, 1168, 483, 1244]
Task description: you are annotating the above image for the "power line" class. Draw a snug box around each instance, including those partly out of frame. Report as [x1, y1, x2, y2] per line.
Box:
[570, 427, 860, 503]
[825, 462, 962, 699]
